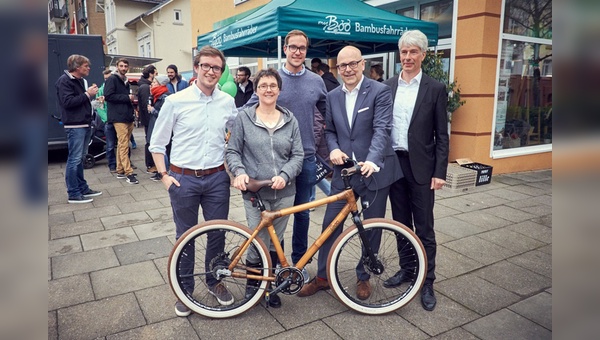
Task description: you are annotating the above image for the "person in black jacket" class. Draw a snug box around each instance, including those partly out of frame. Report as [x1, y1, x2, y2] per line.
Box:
[316, 63, 340, 92]
[104, 58, 138, 184]
[137, 65, 157, 173]
[55, 54, 103, 203]
[234, 66, 254, 108]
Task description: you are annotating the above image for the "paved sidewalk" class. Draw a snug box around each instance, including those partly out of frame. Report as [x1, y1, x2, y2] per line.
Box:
[48, 128, 552, 340]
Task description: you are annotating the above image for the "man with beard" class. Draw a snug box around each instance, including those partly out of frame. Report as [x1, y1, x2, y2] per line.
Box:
[166, 64, 188, 93]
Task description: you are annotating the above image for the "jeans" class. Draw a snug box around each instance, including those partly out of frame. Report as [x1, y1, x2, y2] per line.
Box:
[291, 156, 317, 264]
[104, 122, 117, 170]
[310, 178, 332, 201]
[65, 127, 92, 198]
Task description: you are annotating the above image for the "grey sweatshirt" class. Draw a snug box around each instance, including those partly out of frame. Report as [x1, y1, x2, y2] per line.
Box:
[226, 104, 304, 200]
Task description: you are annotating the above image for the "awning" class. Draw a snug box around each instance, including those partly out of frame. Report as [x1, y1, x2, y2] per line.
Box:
[105, 54, 162, 71]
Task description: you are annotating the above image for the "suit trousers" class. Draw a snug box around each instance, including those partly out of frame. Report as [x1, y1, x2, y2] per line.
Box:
[316, 180, 390, 281]
[389, 152, 437, 283]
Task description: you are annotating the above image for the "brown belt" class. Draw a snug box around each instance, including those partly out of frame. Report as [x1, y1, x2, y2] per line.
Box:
[169, 164, 225, 177]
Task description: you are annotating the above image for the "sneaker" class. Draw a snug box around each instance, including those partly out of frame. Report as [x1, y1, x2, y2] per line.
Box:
[150, 173, 162, 182]
[131, 142, 137, 149]
[116, 173, 126, 179]
[174, 300, 191, 317]
[82, 189, 102, 198]
[146, 166, 158, 174]
[301, 267, 310, 283]
[126, 174, 139, 184]
[209, 282, 234, 306]
[68, 196, 93, 204]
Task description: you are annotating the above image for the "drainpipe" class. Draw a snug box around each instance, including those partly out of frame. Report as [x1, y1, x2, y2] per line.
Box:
[140, 16, 155, 58]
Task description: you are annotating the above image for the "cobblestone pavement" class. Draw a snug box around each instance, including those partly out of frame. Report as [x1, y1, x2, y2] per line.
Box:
[48, 128, 552, 339]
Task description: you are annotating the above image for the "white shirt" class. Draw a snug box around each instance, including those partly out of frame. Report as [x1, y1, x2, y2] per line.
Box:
[238, 81, 249, 93]
[149, 84, 238, 169]
[391, 70, 422, 151]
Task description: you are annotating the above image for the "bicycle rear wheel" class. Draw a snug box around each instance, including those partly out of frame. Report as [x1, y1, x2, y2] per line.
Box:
[327, 218, 426, 314]
[168, 220, 271, 318]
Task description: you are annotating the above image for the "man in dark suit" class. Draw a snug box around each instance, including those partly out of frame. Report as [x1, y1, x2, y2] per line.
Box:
[382, 30, 449, 311]
[298, 46, 402, 300]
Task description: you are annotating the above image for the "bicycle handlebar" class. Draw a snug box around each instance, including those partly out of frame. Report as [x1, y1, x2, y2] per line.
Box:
[341, 159, 362, 177]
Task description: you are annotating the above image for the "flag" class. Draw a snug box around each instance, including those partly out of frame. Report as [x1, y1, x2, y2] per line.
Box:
[69, 12, 76, 34]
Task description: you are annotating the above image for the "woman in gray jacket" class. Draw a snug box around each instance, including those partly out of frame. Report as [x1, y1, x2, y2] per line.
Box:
[226, 68, 303, 308]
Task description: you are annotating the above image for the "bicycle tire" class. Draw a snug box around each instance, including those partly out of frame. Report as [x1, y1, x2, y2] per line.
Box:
[327, 218, 427, 315]
[168, 220, 271, 318]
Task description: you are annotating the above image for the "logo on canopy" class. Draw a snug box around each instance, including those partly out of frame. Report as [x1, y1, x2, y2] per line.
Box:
[318, 16, 351, 35]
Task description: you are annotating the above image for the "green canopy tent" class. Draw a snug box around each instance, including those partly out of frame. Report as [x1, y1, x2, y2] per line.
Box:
[196, 0, 438, 65]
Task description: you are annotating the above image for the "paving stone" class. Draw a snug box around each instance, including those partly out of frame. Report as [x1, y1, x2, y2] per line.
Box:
[478, 228, 546, 253]
[509, 291, 552, 330]
[398, 293, 480, 336]
[134, 284, 177, 324]
[474, 261, 551, 296]
[485, 188, 532, 201]
[517, 204, 552, 217]
[48, 311, 57, 340]
[538, 244, 552, 255]
[48, 236, 82, 257]
[266, 290, 347, 329]
[188, 304, 285, 339]
[507, 184, 550, 197]
[436, 274, 520, 315]
[153, 257, 170, 283]
[436, 196, 489, 213]
[463, 308, 551, 339]
[263, 320, 342, 340]
[80, 226, 139, 251]
[434, 203, 462, 219]
[73, 205, 121, 222]
[453, 210, 512, 231]
[132, 220, 176, 240]
[113, 237, 172, 265]
[52, 247, 119, 279]
[435, 230, 456, 244]
[48, 258, 51, 281]
[106, 184, 150, 197]
[325, 311, 429, 339]
[49, 219, 105, 240]
[119, 199, 165, 214]
[100, 211, 152, 230]
[57, 293, 145, 340]
[90, 261, 165, 299]
[481, 205, 536, 223]
[444, 236, 516, 265]
[531, 214, 552, 227]
[48, 274, 94, 311]
[146, 206, 173, 222]
[507, 220, 552, 244]
[505, 195, 552, 208]
[158, 196, 172, 207]
[507, 250, 552, 278]
[493, 176, 527, 186]
[436, 245, 485, 279]
[525, 180, 553, 191]
[92, 193, 136, 208]
[48, 202, 91, 215]
[461, 192, 511, 207]
[436, 216, 487, 238]
[430, 327, 480, 340]
[130, 189, 170, 201]
[48, 212, 75, 227]
[106, 317, 199, 340]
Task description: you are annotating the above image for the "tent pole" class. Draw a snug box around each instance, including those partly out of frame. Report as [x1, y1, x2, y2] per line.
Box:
[277, 36, 282, 69]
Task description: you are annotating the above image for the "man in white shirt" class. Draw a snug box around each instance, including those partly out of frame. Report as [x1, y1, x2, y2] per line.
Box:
[149, 46, 238, 317]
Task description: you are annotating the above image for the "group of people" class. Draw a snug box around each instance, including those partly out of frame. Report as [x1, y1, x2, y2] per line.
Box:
[55, 28, 448, 317]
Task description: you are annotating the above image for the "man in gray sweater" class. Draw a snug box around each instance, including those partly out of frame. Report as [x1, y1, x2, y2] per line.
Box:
[245, 30, 327, 282]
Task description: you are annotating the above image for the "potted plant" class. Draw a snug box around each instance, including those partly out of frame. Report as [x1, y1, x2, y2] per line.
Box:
[421, 51, 465, 122]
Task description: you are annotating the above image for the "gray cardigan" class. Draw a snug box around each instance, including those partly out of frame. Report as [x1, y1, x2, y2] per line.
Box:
[226, 104, 304, 200]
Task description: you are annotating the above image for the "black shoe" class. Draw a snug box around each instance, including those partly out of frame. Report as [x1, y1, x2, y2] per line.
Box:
[267, 288, 281, 308]
[421, 282, 436, 311]
[82, 189, 102, 198]
[383, 270, 412, 288]
[126, 174, 139, 184]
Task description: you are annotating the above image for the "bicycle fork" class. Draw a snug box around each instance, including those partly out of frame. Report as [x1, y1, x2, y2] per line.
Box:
[352, 212, 384, 275]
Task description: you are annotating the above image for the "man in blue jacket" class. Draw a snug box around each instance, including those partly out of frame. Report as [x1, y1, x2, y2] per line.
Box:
[55, 54, 103, 203]
[166, 64, 188, 93]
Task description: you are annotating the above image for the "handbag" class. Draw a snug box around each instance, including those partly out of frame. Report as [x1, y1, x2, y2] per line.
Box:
[315, 154, 332, 184]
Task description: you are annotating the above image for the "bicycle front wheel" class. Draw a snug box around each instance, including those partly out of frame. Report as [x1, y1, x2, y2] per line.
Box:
[168, 220, 271, 318]
[327, 218, 427, 315]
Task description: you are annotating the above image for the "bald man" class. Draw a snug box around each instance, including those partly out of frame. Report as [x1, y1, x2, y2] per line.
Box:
[297, 46, 402, 300]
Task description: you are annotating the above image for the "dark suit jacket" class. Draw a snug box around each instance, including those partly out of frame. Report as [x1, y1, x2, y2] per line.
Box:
[325, 77, 402, 193]
[383, 73, 449, 185]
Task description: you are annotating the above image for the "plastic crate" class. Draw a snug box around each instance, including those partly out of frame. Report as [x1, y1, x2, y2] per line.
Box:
[461, 162, 493, 186]
[444, 164, 477, 192]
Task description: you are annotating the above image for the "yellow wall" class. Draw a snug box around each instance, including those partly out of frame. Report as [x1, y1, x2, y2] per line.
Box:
[451, 0, 551, 174]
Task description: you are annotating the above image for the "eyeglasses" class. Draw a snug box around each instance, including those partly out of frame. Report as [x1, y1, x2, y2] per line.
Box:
[286, 45, 307, 53]
[236, 74, 247, 78]
[336, 59, 363, 71]
[199, 63, 223, 73]
[257, 84, 279, 91]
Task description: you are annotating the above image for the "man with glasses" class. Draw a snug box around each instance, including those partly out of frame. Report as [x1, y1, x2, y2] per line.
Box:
[297, 46, 401, 300]
[245, 30, 327, 283]
[234, 66, 253, 108]
[150, 46, 238, 317]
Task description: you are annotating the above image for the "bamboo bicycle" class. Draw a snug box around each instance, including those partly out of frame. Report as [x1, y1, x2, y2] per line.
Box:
[168, 162, 427, 318]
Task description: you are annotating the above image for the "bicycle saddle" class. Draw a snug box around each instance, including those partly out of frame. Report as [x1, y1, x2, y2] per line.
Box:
[245, 178, 273, 193]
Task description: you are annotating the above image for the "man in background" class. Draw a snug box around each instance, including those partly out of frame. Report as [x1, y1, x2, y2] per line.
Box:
[137, 65, 157, 174]
[370, 64, 384, 82]
[166, 64, 188, 93]
[234, 66, 254, 108]
[316, 63, 340, 92]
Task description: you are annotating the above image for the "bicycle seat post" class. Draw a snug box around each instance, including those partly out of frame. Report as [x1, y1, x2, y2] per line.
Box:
[251, 192, 266, 212]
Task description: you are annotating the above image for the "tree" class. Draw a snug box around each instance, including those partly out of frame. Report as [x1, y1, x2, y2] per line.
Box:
[421, 51, 465, 122]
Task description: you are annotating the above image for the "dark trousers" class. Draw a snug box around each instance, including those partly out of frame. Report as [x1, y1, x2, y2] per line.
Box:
[316, 180, 390, 281]
[291, 156, 317, 264]
[169, 169, 230, 291]
[389, 152, 437, 283]
[144, 124, 155, 169]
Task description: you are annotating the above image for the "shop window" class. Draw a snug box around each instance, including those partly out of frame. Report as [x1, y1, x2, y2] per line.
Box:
[420, 0, 453, 39]
[494, 0, 552, 152]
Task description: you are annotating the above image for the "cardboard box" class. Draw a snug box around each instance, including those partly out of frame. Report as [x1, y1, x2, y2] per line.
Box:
[456, 158, 493, 186]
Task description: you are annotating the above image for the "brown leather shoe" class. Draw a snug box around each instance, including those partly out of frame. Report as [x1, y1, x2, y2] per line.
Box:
[356, 280, 371, 300]
[297, 277, 330, 297]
